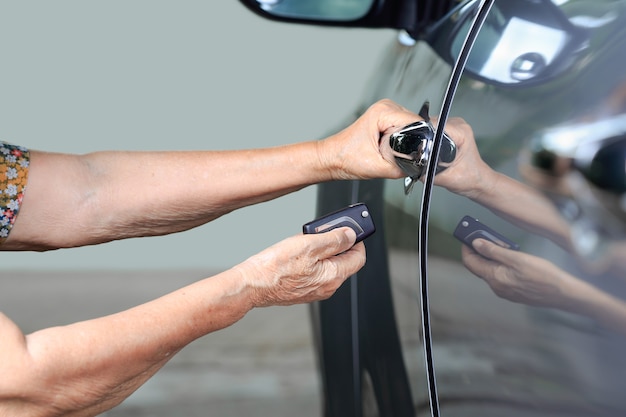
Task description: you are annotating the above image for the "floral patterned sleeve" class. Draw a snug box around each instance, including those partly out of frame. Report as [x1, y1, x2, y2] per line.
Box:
[0, 142, 30, 244]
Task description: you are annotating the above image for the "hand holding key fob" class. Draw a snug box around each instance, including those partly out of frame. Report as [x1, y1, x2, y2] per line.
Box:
[454, 215, 519, 250]
[303, 203, 375, 244]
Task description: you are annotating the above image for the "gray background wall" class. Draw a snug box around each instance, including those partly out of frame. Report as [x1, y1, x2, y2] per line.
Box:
[1, 1, 396, 271]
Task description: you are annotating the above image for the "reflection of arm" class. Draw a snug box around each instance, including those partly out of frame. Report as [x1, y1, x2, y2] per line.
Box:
[434, 118, 572, 250]
[468, 171, 572, 251]
[573, 277, 626, 337]
[465, 240, 626, 337]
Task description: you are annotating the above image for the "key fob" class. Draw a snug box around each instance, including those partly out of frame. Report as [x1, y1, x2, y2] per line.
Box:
[303, 203, 375, 243]
[453, 215, 520, 250]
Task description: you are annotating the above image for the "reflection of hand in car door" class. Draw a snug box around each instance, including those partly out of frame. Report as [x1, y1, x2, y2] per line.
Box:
[462, 239, 626, 338]
[434, 116, 626, 336]
[432, 116, 626, 278]
[431, 118, 574, 251]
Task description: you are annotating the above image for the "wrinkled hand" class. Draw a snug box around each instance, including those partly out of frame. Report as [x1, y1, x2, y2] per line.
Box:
[317, 99, 418, 181]
[235, 227, 365, 307]
[462, 239, 574, 310]
[315, 96, 497, 194]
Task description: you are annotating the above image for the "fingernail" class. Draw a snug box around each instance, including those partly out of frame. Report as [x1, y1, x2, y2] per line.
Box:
[472, 239, 485, 249]
[343, 228, 357, 242]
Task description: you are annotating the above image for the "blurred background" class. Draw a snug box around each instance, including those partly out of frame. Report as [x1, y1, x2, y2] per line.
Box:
[0, 0, 395, 271]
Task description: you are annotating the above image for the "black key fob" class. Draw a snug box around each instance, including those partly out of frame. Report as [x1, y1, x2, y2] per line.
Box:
[303, 203, 375, 243]
[453, 215, 519, 250]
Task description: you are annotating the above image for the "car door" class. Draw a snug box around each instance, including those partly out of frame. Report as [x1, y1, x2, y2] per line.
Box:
[238, 1, 626, 416]
[421, 1, 626, 415]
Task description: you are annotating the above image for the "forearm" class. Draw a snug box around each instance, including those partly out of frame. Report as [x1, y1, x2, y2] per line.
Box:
[468, 171, 572, 250]
[0, 223, 362, 416]
[563, 276, 626, 338]
[0, 269, 253, 417]
[81, 143, 327, 231]
[6, 141, 328, 250]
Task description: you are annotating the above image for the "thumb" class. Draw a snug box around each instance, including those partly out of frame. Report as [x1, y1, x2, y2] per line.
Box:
[306, 227, 357, 259]
[326, 227, 357, 256]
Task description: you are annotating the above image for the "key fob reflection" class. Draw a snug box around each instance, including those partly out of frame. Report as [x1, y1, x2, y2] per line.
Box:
[454, 215, 520, 250]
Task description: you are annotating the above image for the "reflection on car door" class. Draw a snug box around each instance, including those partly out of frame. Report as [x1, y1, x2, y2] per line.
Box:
[423, 2, 626, 415]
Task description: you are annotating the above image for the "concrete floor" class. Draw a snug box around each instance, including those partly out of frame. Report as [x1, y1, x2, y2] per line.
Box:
[1, 270, 322, 417]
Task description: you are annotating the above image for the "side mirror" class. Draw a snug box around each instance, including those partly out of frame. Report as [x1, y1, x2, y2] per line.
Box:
[427, 0, 590, 87]
[236, 0, 452, 33]
[241, 0, 375, 22]
[573, 134, 626, 224]
[521, 114, 626, 245]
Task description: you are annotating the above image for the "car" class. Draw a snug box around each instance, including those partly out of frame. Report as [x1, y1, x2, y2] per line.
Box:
[239, 1, 626, 416]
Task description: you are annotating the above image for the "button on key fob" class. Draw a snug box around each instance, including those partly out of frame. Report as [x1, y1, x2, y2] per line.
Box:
[303, 203, 375, 243]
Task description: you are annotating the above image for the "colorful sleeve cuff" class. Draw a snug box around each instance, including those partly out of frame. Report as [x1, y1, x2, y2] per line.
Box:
[0, 142, 30, 244]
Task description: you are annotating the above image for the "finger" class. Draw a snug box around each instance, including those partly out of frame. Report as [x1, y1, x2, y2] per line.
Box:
[378, 130, 401, 165]
[373, 99, 421, 135]
[430, 116, 470, 135]
[307, 227, 357, 259]
[461, 243, 503, 282]
[310, 242, 366, 300]
[332, 241, 366, 277]
[472, 239, 519, 264]
[376, 111, 421, 178]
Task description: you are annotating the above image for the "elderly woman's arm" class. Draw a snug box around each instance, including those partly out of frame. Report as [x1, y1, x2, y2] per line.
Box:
[3, 99, 413, 251]
[0, 227, 363, 417]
